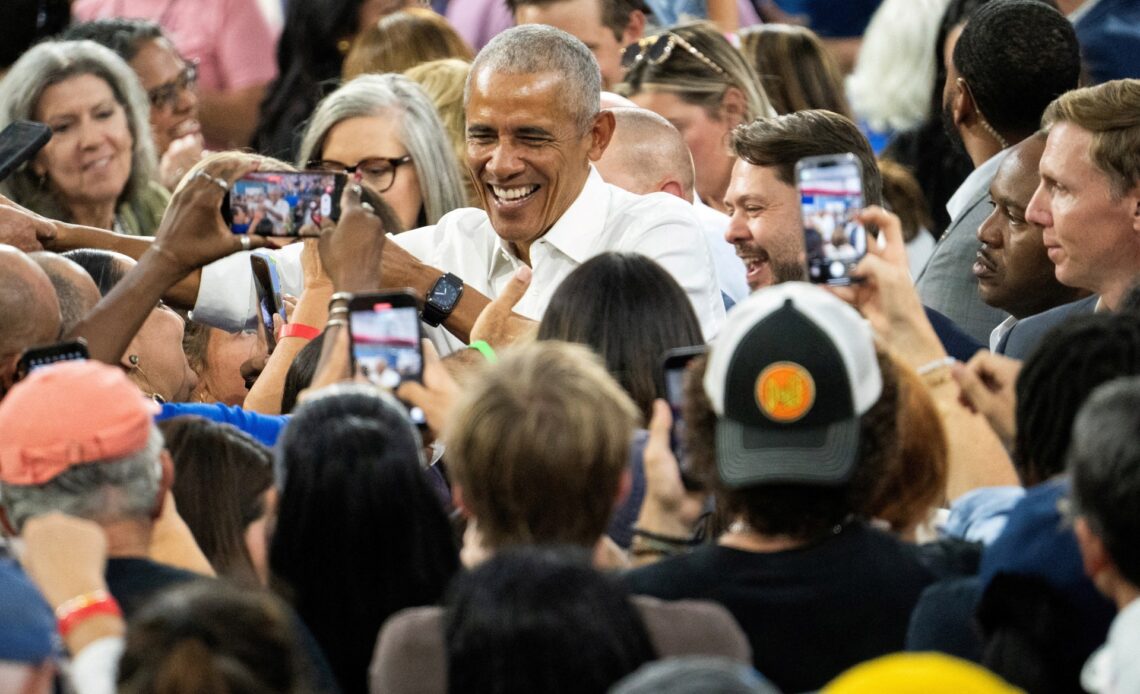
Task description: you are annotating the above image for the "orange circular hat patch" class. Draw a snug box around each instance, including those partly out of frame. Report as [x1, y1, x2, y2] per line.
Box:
[755, 362, 816, 422]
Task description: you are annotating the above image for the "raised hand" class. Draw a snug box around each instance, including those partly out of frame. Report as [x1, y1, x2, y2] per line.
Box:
[469, 265, 538, 349]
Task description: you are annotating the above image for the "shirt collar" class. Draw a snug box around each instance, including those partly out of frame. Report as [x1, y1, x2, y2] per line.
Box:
[946, 149, 1010, 222]
[495, 166, 608, 265]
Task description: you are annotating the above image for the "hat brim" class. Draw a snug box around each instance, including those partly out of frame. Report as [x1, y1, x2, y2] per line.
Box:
[715, 416, 860, 489]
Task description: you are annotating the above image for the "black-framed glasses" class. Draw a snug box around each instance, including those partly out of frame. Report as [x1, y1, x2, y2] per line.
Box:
[620, 32, 727, 76]
[307, 155, 413, 193]
[147, 60, 199, 111]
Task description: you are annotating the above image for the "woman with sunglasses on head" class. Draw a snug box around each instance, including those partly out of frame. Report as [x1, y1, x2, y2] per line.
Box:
[63, 18, 206, 192]
[0, 39, 169, 235]
[615, 22, 773, 215]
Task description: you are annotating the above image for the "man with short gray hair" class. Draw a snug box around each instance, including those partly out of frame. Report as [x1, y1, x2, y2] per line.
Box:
[192, 25, 723, 351]
[0, 360, 199, 617]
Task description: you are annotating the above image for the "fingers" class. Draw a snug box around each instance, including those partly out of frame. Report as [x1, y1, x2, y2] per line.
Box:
[395, 379, 427, 408]
[951, 358, 991, 411]
[647, 398, 673, 444]
[500, 265, 532, 308]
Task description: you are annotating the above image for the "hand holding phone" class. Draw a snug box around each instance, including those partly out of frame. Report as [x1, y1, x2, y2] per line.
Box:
[661, 345, 707, 490]
[0, 121, 52, 183]
[347, 290, 426, 425]
[797, 153, 868, 286]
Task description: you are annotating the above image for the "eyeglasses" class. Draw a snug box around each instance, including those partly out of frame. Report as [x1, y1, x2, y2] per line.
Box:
[147, 60, 199, 111]
[620, 32, 727, 77]
[307, 155, 414, 193]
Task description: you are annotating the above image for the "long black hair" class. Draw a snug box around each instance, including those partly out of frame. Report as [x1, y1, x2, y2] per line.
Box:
[270, 385, 460, 694]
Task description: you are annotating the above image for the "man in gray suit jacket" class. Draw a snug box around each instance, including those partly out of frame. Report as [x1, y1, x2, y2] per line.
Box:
[915, 1, 1081, 343]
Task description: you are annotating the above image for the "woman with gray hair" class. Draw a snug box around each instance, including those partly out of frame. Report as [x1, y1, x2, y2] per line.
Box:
[299, 73, 468, 229]
[0, 40, 169, 235]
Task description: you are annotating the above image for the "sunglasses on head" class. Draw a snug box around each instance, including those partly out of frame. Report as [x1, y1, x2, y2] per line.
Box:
[620, 32, 727, 77]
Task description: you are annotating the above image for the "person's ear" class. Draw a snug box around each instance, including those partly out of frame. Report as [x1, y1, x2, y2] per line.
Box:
[1074, 516, 1111, 585]
[613, 467, 632, 508]
[1128, 185, 1140, 234]
[587, 109, 617, 161]
[622, 10, 647, 45]
[659, 179, 685, 199]
[719, 86, 749, 127]
[152, 449, 175, 519]
[0, 353, 20, 397]
[952, 77, 976, 128]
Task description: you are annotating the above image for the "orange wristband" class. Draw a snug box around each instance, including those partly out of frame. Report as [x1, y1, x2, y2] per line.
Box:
[280, 323, 320, 341]
[55, 590, 122, 638]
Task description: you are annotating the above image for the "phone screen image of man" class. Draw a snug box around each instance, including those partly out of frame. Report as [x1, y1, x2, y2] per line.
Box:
[800, 163, 866, 283]
[350, 305, 422, 388]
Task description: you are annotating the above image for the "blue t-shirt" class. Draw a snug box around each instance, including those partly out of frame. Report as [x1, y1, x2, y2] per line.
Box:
[157, 402, 288, 447]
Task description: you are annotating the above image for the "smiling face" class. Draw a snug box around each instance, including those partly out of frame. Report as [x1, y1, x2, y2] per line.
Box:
[34, 73, 134, 215]
[629, 90, 735, 211]
[320, 114, 423, 230]
[974, 136, 1072, 318]
[129, 37, 200, 155]
[723, 158, 806, 291]
[465, 68, 610, 257]
[1026, 122, 1140, 304]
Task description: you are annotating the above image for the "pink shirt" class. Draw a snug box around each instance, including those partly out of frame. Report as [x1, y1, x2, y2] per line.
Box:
[72, 0, 279, 92]
[446, 0, 514, 51]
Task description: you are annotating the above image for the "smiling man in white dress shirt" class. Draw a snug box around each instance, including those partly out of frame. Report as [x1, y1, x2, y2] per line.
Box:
[193, 24, 723, 351]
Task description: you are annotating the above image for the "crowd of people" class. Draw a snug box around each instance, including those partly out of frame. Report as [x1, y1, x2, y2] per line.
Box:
[1, 0, 1140, 692]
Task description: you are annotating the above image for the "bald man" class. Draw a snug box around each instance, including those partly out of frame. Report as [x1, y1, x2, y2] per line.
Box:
[595, 107, 747, 303]
[0, 246, 61, 396]
[30, 253, 102, 336]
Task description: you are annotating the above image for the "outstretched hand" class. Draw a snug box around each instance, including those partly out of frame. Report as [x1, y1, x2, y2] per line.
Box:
[469, 265, 538, 348]
[0, 193, 56, 251]
[952, 351, 1021, 448]
[150, 153, 269, 275]
[397, 340, 461, 440]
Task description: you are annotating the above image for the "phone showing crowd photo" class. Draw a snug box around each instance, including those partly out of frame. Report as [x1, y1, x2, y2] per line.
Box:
[250, 252, 286, 354]
[796, 153, 867, 285]
[662, 345, 707, 490]
[15, 339, 88, 382]
[347, 291, 424, 391]
[223, 171, 346, 237]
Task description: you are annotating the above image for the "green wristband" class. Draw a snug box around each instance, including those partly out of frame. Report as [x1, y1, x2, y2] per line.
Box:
[468, 340, 498, 364]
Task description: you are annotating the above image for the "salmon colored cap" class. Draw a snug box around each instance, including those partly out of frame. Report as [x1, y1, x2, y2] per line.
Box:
[0, 361, 160, 486]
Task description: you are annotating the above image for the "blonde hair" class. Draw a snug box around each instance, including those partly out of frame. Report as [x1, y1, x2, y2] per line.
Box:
[404, 58, 479, 206]
[342, 7, 473, 81]
[1042, 79, 1140, 198]
[446, 341, 639, 549]
[615, 21, 774, 122]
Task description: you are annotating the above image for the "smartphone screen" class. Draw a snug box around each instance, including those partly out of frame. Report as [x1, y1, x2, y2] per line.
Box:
[797, 154, 867, 285]
[348, 294, 424, 390]
[226, 171, 346, 236]
[662, 345, 706, 489]
[0, 121, 52, 182]
[15, 339, 88, 382]
[250, 253, 285, 354]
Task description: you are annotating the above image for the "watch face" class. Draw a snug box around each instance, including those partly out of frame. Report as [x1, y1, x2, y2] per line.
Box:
[430, 277, 461, 308]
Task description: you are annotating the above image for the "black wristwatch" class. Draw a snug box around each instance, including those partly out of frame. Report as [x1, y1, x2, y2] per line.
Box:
[422, 272, 464, 327]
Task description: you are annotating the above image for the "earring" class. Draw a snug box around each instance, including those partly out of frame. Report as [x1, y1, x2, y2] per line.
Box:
[128, 354, 140, 366]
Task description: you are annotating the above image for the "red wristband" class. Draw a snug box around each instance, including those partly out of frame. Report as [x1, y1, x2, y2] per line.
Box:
[56, 592, 122, 638]
[279, 323, 321, 341]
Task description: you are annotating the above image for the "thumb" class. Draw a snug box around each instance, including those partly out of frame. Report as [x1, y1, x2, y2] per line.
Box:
[493, 265, 532, 311]
[951, 360, 991, 412]
[646, 399, 673, 451]
[396, 379, 428, 408]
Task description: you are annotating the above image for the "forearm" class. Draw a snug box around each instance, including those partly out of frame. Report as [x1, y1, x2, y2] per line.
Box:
[389, 259, 490, 345]
[47, 222, 201, 309]
[924, 375, 1019, 500]
[198, 85, 267, 148]
[244, 282, 332, 414]
[706, 0, 738, 32]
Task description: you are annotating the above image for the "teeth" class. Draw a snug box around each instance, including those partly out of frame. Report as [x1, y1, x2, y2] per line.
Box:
[492, 185, 537, 201]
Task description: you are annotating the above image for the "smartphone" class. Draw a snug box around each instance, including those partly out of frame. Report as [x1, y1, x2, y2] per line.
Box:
[347, 291, 426, 425]
[0, 121, 52, 182]
[662, 345, 707, 490]
[14, 339, 88, 382]
[223, 171, 346, 237]
[250, 252, 286, 354]
[796, 153, 868, 286]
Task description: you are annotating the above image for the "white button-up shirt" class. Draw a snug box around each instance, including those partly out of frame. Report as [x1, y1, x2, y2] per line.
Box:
[193, 168, 724, 352]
